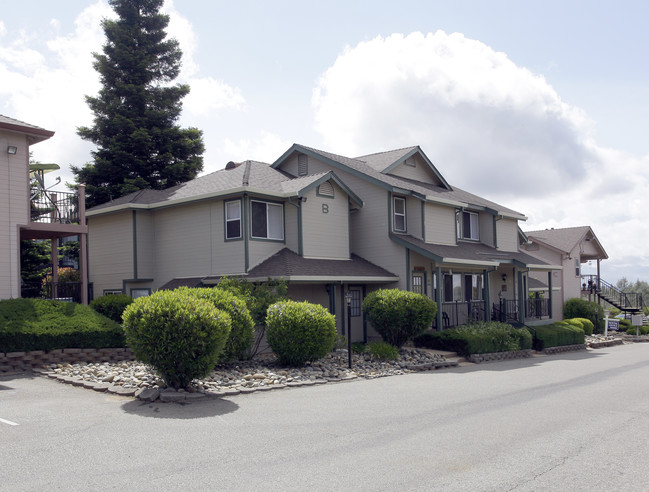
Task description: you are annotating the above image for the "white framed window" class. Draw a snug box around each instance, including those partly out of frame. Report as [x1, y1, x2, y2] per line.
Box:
[131, 288, 151, 299]
[457, 211, 479, 240]
[251, 200, 284, 240]
[225, 200, 242, 240]
[393, 196, 406, 232]
[575, 258, 580, 277]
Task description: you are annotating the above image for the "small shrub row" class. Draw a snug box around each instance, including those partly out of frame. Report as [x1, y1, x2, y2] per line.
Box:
[362, 289, 437, 348]
[0, 298, 125, 352]
[563, 317, 594, 336]
[626, 325, 649, 335]
[413, 322, 532, 356]
[530, 322, 585, 351]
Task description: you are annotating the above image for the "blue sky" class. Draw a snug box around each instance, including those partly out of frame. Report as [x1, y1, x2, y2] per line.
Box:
[1, 0, 648, 283]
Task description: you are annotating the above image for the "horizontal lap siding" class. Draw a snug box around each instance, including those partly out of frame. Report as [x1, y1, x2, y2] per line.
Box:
[479, 213, 495, 247]
[387, 156, 442, 185]
[135, 211, 155, 280]
[88, 212, 133, 295]
[496, 218, 518, 252]
[210, 201, 245, 276]
[154, 203, 212, 286]
[424, 203, 456, 245]
[301, 182, 348, 259]
[1, 134, 29, 299]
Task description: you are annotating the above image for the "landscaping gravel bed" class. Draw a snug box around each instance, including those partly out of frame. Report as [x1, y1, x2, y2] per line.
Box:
[45, 347, 457, 401]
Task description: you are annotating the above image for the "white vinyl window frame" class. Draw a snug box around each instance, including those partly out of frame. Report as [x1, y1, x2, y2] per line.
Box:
[225, 199, 242, 240]
[250, 200, 284, 240]
[457, 211, 479, 241]
[393, 196, 407, 233]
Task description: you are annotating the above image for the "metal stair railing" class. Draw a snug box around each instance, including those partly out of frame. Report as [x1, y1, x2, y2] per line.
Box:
[582, 274, 643, 312]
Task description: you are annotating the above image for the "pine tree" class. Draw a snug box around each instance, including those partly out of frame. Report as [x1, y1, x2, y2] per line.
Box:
[73, 0, 204, 208]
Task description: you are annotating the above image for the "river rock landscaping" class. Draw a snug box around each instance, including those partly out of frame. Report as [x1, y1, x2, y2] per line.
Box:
[42, 347, 458, 402]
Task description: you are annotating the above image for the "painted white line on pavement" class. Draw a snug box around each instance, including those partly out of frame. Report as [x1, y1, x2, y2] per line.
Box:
[0, 417, 19, 426]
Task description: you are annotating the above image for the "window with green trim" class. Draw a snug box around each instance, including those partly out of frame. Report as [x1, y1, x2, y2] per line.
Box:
[393, 196, 406, 232]
[251, 200, 284, 240]
[225, 200, 242, 239]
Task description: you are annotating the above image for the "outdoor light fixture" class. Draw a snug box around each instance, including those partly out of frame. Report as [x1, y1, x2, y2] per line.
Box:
[7, 145, 17, 154]
[345, 291, 353, 369]
[502, 273, 507, 282]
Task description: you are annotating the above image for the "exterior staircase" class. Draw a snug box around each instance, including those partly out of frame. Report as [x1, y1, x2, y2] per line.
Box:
[583, 275, 644, 315]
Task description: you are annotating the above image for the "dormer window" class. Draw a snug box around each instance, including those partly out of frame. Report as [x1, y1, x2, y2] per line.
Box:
[457, 211, 479, 240]
[393, 196, 407, 232]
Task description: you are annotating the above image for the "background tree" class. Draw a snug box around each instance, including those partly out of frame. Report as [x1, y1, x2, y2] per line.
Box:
[73, 0, 204, 208]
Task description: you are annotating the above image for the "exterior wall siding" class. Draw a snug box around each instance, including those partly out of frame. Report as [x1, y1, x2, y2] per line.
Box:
[88, 212, 133, 295]
[479, 213, 495, 247]
[1, 132, 29, 299]
[496, 218, 519, 252]
[134, 211, 155, 280]
[424, 203, 456, 245]
[210, 200, 246, 276]
[301, 181, 349, 259]
[153, 202, 212, 288]
[387, 156, 442, 184]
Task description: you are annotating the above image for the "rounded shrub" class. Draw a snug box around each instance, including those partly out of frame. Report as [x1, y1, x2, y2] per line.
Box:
[175, 286, 255, 363]
[122, 290, 231, 389]
[362, 289, 437, 348]
[89, 294, 134, 323]
[563, 298, 604, 333]
[569, 317, 594, 336]
[266, 300, 337, 366]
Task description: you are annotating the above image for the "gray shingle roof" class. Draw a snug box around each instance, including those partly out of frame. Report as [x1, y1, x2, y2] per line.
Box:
[243, 248, 399, 282]
[525, 226, 608, 259]
[391, 233, 552, 269]
[280, 144, 525, 219]
[0, 114, 54, 142]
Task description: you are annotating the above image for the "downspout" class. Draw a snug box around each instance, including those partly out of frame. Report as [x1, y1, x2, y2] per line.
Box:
[243, 193, 249, 272]
[435, 266, 443, 331]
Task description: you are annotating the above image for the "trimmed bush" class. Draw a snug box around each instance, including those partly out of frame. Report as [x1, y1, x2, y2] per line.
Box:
[563, 298, 604, 333]
[362, 289, 437, 348]
[266, 300, 337, 366]
[570, 317, 594, 336]
[413, 321, 531, 356]
[626, 325, 649, 335]
[122, 290, 231, 389]
[530, 322, 585, 351]
[0, 298, 124, 352]
[366, 341, 400, 361]
[89, 294, 134, 323]
[174, 286, 255, 363]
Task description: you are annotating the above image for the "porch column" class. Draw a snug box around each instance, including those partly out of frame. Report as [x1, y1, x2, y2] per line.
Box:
[79, 184, 88, 305]
[51, 239, 58, 299]
[483, 269, 491, 322]
[435, 266, 443, 331]
[517, 270, 525, 323]
[547, 271, 553, 320]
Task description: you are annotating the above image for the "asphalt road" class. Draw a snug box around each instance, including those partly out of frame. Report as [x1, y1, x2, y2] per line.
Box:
[2, 344, 649, 491]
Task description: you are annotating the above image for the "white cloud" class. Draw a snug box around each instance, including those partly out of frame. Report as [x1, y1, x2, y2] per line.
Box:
[222, 131, 292, 166]
[312, 30, 649, 282]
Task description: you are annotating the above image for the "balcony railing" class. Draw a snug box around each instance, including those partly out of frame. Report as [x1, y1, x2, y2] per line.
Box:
[31, 190, 79, 224]
[22, 281, 82, 303]
[439, 300, 486, 328]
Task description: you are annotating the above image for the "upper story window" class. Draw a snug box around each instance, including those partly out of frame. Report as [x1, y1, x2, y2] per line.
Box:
[575, 258, 580, 277]
[298, 153, 308, 176]
[457, 211, 479, 241]
[225, 200, 242, 240]
[251, 200, 284, 240]
[393, 196, 407, 232]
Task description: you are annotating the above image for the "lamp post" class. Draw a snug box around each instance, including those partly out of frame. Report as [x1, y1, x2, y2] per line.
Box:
[345, 290, 353, 369]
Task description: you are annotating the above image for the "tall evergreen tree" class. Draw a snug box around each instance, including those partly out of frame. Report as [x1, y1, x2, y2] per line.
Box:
[73, 0, 204, 208]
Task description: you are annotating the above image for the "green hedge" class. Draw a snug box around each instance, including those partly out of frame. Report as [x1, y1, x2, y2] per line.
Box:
[89, 294, 134, 323]
[0, 298, 125, 352]
[413, 321, 532, 356]
[530, 322, 585, 350]
[563, 298, 604, 333]
[362, 289, 437, 348]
